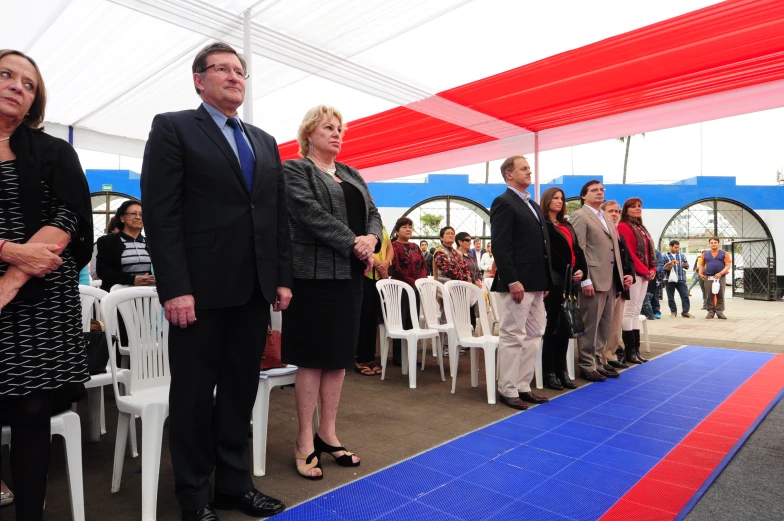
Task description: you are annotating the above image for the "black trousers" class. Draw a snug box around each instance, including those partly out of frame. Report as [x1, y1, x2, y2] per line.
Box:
[356, 276, 381, 364]
[542, 286, 569, 375]
[167, 284, 269, 511]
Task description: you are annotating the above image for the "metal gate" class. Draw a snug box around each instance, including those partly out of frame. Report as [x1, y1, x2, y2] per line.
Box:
[731, 239, 776, 300]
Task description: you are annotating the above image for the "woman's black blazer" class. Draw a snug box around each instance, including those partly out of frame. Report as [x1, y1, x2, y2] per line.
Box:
[546, 220, 587, 288]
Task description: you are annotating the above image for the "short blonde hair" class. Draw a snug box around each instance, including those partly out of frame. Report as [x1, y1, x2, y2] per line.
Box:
[296, 105, 345, 157]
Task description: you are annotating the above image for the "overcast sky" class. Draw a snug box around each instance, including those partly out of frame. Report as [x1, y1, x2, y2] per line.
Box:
[382, 106, 784, 187]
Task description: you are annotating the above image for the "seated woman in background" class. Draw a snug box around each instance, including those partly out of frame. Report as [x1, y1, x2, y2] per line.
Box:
[96, 200, 154, 291]
[388, 216, 427, 361]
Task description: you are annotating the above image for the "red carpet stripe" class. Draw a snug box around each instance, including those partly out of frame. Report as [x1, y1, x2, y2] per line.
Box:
[599, 354, 784, 521]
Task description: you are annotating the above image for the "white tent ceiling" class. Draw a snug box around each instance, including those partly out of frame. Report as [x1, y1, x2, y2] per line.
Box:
[5, 0, 726, 167]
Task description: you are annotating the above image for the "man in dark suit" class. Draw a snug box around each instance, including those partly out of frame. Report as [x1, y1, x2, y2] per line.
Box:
[141, 42, 291, 521]
[490, 156, 551, 410]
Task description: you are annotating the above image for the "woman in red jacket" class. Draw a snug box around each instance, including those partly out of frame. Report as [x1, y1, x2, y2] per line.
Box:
[616, 198, 657, 364]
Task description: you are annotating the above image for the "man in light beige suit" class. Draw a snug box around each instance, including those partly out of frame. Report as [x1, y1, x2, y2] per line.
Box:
[568, 180, 628, 382]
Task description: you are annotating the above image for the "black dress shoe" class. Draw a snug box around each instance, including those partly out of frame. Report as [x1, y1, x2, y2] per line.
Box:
[518, 391, 549, 404]
[213, 489, 285, 518]
[560, 371, 577, 389]
[580, 370, 606, 382]
[183, 505, 220, 521]
[500, 395, 529, 410]
[597, 366, 620, 378]
[608, 360, 628, 369]
[544, 373, 563, 391]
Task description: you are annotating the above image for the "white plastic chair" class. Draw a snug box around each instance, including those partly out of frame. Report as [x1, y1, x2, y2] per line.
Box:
[376, 280, 440, 389]
[414, 278, 451, 381]
[444, 281, 499, 404]
[101, 287, 170, 521]
[639, 315, 651, 353]
[80, 286, 139, 456]
[1, 411, 85, 521]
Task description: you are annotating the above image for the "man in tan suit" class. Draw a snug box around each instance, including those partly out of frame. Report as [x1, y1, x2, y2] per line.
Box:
[569, 180, 629, 382]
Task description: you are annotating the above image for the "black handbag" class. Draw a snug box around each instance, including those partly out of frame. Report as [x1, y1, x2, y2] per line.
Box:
[557, 265, 586, 338]
[83, 319, 115, 375]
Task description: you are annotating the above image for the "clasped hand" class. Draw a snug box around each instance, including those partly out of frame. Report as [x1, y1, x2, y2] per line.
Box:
[3, 241, 63, 278]
[353, 234, 377, 262]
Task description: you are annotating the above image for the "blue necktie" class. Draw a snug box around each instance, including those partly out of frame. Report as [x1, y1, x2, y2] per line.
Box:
[226, 118, 255, 192]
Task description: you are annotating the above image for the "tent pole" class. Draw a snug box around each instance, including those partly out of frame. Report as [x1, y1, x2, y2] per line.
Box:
[534, 131, 540, 202]
[243, 9, 254, 124]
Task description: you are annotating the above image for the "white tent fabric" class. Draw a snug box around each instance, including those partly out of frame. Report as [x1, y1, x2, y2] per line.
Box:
[6, 0, 722, 164]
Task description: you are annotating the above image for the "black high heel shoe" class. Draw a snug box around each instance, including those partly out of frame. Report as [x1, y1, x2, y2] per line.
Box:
[314, 433, 361, 467]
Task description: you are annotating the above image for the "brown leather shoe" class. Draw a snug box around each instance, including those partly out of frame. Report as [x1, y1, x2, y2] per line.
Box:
[597, 366, 620, 378]
[518, 391, 549, 404]
[499, 395, 529, 410]
[580, 370, 606, 382]
[717, 314, 727, 319]
[681, 313, 694, 318]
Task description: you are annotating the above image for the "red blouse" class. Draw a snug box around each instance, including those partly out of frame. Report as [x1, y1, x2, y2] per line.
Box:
[617, 221, 652, 277]
[556, 224, 576, 266]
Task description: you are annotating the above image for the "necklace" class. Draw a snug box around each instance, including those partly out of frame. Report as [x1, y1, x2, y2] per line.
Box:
[0, 136, 10, 143]
[308, 156, 337, 176]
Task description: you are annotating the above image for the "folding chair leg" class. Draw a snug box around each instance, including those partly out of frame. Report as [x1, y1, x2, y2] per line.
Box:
[129, 416, 139, 458]
[435, 337, 445, 381]
[380, 333, 389, 380]
[470, 348, 479, 388]
[252, 380, 272, 477]
[61, 413, 86, 521]
[567, 339, 576, 381]
[100, 387, 107, 435]
[483, 348, 497, 405]
[111, 412, 131, 493]
[140, 405, 167, 521]
[535, 338, 544, 390]
[406, 337, 417, 389]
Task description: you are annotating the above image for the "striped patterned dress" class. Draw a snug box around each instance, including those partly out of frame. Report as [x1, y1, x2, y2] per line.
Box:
[0, 159, 88, 397]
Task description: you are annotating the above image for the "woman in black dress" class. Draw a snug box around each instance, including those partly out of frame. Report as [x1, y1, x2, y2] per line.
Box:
[283, 105, 382, 480]
[541, 187, 587, 391]
[0, 49, 93, 520]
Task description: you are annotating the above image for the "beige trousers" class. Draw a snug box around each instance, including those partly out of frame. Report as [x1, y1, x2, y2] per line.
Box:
[497, 291, 545, 398]
[602, 295, 625, 364]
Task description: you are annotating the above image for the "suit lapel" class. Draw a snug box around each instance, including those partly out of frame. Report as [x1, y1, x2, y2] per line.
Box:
[246, 126, 267, 198]
[506, 188, 538, 224]
[194, 105, 246, 191]
[583, 206, 611, 237]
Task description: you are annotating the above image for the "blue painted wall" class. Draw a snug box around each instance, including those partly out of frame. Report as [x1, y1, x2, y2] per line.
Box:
[85, 169, 784, 212]
[86, 169, 141, 199]
[366, 175, 784, 211]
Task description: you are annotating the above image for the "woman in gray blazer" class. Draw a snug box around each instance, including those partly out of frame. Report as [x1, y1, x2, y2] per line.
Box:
[282, 105, 382, 480]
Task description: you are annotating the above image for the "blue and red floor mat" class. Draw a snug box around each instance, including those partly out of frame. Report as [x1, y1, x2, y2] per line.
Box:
[272, 346, 784, 521]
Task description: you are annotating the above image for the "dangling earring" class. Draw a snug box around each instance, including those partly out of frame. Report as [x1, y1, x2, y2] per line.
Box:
[308, 141, 313, 155]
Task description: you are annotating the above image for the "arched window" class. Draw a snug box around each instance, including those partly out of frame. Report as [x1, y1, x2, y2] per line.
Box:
[90, 192, 139, 240]
[402, 196, 490, 243]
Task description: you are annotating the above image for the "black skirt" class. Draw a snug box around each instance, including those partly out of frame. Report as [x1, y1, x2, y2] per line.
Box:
[282, 270, 364, 370]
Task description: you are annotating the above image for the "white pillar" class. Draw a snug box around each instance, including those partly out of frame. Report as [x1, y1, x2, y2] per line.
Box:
[534, 131, 540, 202]
[243, 9, 254, 124]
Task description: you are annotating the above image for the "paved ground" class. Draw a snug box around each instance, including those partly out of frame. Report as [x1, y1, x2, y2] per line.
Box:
[1, 293, 782, 520]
